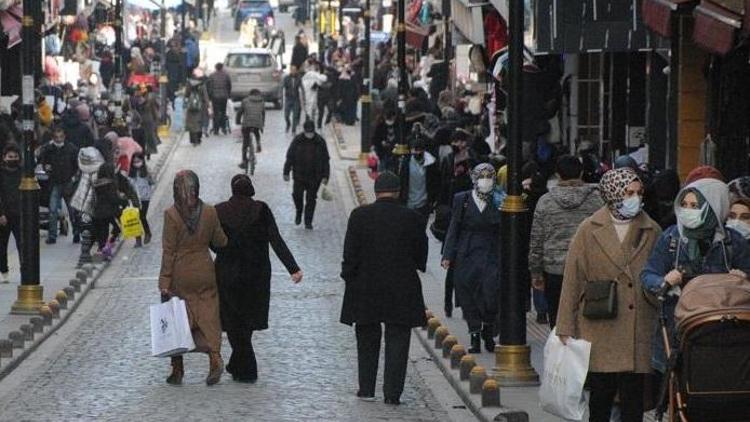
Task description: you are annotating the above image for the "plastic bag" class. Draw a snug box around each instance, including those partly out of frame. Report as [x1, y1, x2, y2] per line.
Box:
[150, 296, 196, 357]
[119, 206, 144, 239]
[320, 184, 334, 202]
[538, 328, 591, 421]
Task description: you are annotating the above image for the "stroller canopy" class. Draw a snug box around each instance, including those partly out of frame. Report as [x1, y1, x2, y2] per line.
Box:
[675, 273, 750, 334]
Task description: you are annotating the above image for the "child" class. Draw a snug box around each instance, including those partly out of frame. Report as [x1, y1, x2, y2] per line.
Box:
[128, 152, 154, 247]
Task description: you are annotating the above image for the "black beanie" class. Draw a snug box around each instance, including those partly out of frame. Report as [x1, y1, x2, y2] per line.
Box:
[374, 171, 401, 193]
[231, 174, 255, 197]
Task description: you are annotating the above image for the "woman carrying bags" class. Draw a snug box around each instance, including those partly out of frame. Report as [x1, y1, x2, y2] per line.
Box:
[557, 168, 661, 422]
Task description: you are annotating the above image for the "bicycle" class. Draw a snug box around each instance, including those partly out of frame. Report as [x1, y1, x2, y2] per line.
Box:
[239, 128, 257, 175]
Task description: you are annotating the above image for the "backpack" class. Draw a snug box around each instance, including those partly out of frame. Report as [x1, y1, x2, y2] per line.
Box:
[187, 92, 202, 111]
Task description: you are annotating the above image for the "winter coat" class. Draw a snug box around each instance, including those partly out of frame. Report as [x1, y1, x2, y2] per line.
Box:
[557, 207, 661, 373]
[184, 81, 210, 133]
[159, 205, 228, 353]
[398, 151, 440, 209]
[0, 165, 22, 218]
[207, 69, 232, 100]
[214, 196, 299, 332]
[283, 134, 330, 183]
[302, 70, 328, 118]
[71, 147, 105, 215]
[60, 109, 95, 149]
[38, 141, 79, 185]
[236, 93, 266, 128]
[528, 180, 603, 276]
[442, 191, 502, 318]
[283, 74, 305, 104]
[291, 43, 308, 70]
[129, 173, 154, 202]
[340, 197, 428, 327]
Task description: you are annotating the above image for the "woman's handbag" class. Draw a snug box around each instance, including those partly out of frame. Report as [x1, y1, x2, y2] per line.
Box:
[120, 205, 144, 239]
[582, 280, 618, 319]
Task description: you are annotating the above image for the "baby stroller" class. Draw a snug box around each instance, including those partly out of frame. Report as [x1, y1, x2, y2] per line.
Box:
[656, 273, 750, 422]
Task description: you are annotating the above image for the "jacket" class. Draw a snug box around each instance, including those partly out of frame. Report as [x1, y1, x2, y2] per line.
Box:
[291, 43, 308, 69]
[340, 198, 428, 327]
[283, 134, 330, 183]
[0, 165, 22, 217]
[38, 141, 79, 185]
[60, 109, 94, 149]
[71, 147, 105, 215]
[528, 181, 603, 276]
[207, 69, 232, 100]
[283, 74, 305, 103]
[398, 151, 440, 209]
[236, 93, 266, 128]
[557, 207, 661, 373]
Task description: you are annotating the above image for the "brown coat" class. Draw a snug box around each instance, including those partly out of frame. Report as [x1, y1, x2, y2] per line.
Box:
[556, 207, 661, 373]
[159, 205, 228, 353]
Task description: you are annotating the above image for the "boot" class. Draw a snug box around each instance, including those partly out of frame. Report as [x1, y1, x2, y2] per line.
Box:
[144, 232, 152, 245]
[481, 324, 496, 353]
[135, 237, 142, 248]
[468, 332, 481, 354]
[166, 356, 184, 385]
[206, 352, 224, 386]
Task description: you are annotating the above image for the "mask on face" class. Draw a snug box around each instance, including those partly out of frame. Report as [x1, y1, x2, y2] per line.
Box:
[678, 205, 706, 229]
[476, 178, 494, 193]
[304, 132, 315, 139]
[726, 219, 750, 239]
[53, 139, 65, 147]
[385, 119, 395, 126]
[618, 196, 643, 219]
[132, 161, 143, 168]
[4, 159, 19, 169]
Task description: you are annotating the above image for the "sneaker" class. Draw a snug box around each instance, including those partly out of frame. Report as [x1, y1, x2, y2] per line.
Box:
[356, 391, 376, 402]
[295, 214, 302, 226]
[45, 238, 56, 245]
[1, 272, 9, 284]
[384, 397, 401, 406]
[305, 224, 313, 230]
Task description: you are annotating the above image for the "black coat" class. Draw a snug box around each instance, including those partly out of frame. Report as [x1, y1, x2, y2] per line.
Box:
[340, 198, 428, 327]
[60, 110, 95, 149]
[283, 134, 330, 183]
[38, 141, 79, 185]
[0, 166, 22, 218]
[214, 196, 299, 331]
[291, 43, 309, 70]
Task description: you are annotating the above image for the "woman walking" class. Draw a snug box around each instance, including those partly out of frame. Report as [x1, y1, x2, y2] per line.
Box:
[159, 170, 228, 386]
[441, 163, 501, 353]
[128, 152, 154, 247]
[184, 74, 211, 146]
[558, 168, 661, 422]
[214, 174, 303, 383]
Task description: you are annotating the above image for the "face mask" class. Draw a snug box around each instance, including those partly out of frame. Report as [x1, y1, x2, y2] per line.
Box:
[726, 219, 750, 239]
[476, 178, 494, 193]
[618, 196, 642, 219]
[132, 161, 143, 168]
[304, 132, 314, 139]
[53, 140, 65, 147]
[385, 119, 395, 126]
[4, 159, 19, 168]
[678, 206, 706, 229]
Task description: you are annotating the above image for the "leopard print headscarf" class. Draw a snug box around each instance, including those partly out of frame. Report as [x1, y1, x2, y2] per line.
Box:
[599, 168, 641, 220]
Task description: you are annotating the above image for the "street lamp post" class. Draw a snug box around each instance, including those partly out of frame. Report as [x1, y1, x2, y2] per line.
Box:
[393, 0, 409, 163]
[158, 1, 170, 138]
[494, 0, 539, 386]
[359, 0, 372, 161]
[11, 0, 43, 315]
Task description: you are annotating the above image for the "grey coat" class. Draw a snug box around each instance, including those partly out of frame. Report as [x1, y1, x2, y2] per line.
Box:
[236, 94, 266, 128]
[207, 70, 232, 100]
[184, 81, 210, 133]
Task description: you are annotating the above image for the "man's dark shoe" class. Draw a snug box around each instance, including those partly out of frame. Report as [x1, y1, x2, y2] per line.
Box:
[384, 397, 401, 405]
[45, 238, 56, 245]
[468, 332, 481, 354]
[357, 391, 376, 402]
[256, 145, 261, 153]
[481, 324, 496, 353]
[239, 161, 248, 170]
[295, 214, 302, 225]
[72, 234, 80, 244]
[305, 224, 313, 230]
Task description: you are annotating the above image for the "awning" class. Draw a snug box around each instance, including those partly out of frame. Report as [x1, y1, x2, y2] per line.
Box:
[642, 0, 699, 37]
[693, 0, 743, 55]
[450, 0, 485, 45]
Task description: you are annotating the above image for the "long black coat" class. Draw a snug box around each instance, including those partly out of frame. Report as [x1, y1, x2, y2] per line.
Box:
[214, 196, 300, 331]
[340, 198, 428, 327]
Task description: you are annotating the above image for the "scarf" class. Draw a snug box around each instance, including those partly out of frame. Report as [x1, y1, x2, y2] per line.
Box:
[173, 170, 203, 235]
[679, 188, 718, 274]
[599, 168, 641, 220]
[471, 163, 496, 202]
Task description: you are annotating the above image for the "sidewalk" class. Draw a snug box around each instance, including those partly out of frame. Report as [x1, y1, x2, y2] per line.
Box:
[0, 129, 182, 379]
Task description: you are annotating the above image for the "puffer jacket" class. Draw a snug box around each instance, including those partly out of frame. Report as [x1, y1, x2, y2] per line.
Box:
[207, 69, 232, 100]
[236, 94, 265, 128]
[528, 180, 603, 275]
[71, 147, 105, 215]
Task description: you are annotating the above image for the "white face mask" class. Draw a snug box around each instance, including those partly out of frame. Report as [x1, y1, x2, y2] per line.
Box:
[678, 205, 706, 229]
[618, 196, 642, 219]
[726, 219, 750, 239]
[476, 178, 494, 194]
[304, 132, 315, 139]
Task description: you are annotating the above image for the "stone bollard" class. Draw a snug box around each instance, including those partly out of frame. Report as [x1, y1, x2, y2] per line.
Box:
[91, 254, 104, 264]
[82, 264, 95, 277]
[427, 318, 441, 339]
[76, 270, 88, 283]
[48, 300, 60, 318]
[63, 286, 76, 301]
[30, 317, 44, 333]
[69, 279, 81, 292]
[8, 331, 25, 349]
[55, 291, 69, 310]
[469, 366, 487, 394]
[442, 335, 458, 358]
[460, 355, 476, 380]
[482, 379, 501, 407]
[39, 305, 53, 325]
[450, 344, 466, 369]
[20, 324, 33, 341]
[0, 339, 13, 358]
[434, 326, 449, 349]
[425, 309, 434, 319]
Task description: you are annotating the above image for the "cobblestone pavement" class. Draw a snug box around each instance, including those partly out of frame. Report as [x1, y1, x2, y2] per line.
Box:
[0, 60, 456, 422]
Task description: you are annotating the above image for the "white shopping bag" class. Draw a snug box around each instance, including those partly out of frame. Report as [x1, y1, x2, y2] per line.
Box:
[150, 296, 196, 357]
[539, 328, 591, 421]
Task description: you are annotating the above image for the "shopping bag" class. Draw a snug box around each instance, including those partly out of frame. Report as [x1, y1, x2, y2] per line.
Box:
[319, 184, 334, 201]
[538, 328, 591, 421]
[120, 206, 144, 239]
[150, 297, 196, 357]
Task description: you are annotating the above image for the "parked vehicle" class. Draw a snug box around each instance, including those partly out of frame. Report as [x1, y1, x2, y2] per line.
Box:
[225, 48, 284, 109]
[234, 0, 275, 30]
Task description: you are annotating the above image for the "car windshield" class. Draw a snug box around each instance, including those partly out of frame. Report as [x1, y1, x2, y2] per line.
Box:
[227, 53, 271, 69]
[240, 0, 268, 7]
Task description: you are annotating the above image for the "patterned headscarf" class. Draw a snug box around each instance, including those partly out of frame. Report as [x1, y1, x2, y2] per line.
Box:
[728, 176, 750, 203]
[472, 163, 496, 201]
[599, 168, 641, 220]
[173, 170, 203, 234]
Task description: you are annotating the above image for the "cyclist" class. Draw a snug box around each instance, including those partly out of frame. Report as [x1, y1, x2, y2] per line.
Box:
[235, 89, 266, 173]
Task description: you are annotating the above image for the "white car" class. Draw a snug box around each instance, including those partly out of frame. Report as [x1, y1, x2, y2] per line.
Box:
[225, 47, 284, 109]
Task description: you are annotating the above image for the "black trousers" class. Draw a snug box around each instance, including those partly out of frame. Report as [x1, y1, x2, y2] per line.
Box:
[226, 330, 258, 381]
[189, 131, 202, 145]
[0, 214, 21, 273]
[355, 323, 411, 399]
[587, 372, 645, 422]
[140, 201, 151, 237]
[544, 272, 564, 328]
[292, 179, 321, 225]
[242, 127, 261, 161]
[211, 98, 228, 133]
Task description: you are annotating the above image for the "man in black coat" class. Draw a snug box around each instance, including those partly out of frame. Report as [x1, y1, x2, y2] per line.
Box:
[283, 120, 330, 229]
[340, 171, 428, 405]
[38, 126, 79, 244]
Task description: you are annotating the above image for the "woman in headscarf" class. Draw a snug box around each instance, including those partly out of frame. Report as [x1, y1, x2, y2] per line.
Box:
[558, 168, 661, 422]
[641, 175, 750, 383]
[214, 175, 303, 383]
[441, 163, 501, 354]
[159, 170, 228, 386]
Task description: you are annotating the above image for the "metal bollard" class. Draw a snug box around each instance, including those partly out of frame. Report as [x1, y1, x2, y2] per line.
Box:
[47, 300, 60, 318]
[55, 291, 69, 310]
[442, 335, 458, 358]
[481, 379, 501, 407]
[8, 331, 24, 349]
[427, 317, 441, 339]
[30, 317, 44, 333]
[63, 286, 76, 301]
[469, 366, 487, 394]
[434, 326, 449, 349]
[39, 305, 53, 325]
[0, 339, 12, 358]
[450, 344, 466, 369]
[69, 279, 81, 292]
[459, 355, 476, 380]
[20, 324, 33, 341]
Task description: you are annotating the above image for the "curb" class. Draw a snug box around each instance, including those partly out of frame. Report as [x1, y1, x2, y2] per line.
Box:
[0, 130, 184, 381]
[327, 121, 359, 162]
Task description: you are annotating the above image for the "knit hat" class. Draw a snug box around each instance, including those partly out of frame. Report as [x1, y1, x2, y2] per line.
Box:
[303, 120, 315, 132]
[684, 165, 724, 186]
[599, 168, 641, 220]
[374, 171, 401, 193]
[728, 176, 750, 202]
[231, 174, 255, 197]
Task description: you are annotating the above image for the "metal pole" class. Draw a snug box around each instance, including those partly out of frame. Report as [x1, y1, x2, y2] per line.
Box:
[359, 0, 372, 160]
[393, 0, 409, 165]
[159, 2, 169, 137]
[442, 0, 451, 63]
[493, 0, 539, 386]
[181, 0, 187, 35]
[11, 0, 43, 314]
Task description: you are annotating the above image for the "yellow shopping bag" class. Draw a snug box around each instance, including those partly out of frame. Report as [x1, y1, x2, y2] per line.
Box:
[120, 206, 144, 239]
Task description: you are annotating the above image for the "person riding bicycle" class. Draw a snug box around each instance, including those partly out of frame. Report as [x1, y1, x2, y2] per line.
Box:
[235, 89, 266, 172]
